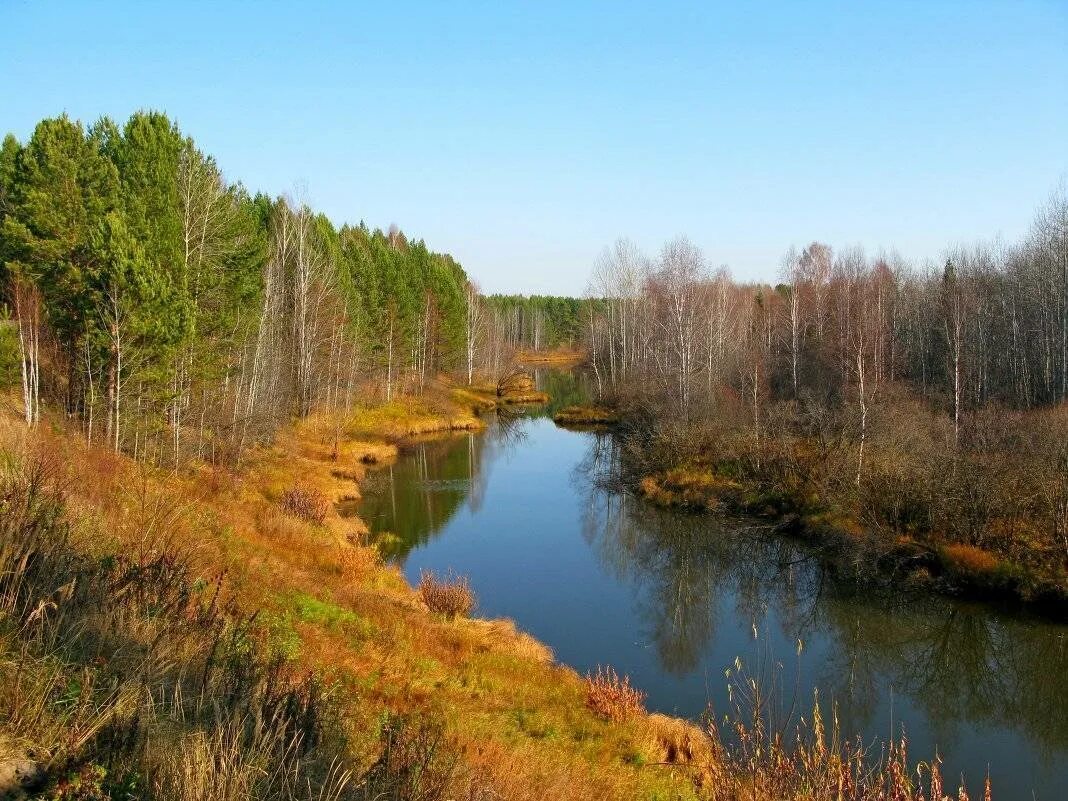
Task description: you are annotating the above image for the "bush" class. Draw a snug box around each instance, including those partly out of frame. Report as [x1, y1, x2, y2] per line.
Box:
[941, 543, 1000, 576]
[280, 485, 331, 525]
[418, 570, 475, 618]
[584, 666, 646, 722]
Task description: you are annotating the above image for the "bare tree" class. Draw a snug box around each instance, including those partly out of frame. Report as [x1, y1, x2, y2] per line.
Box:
[10, 275, 41, 427]
[464, 280, 484, 385]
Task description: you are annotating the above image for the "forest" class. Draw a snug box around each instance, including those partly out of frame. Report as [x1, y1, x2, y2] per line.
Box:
[581, 197, 1068, 607]
[482, 294, 588, 353]
[0, 112, 551, 464]
[0, 113, 613, 467]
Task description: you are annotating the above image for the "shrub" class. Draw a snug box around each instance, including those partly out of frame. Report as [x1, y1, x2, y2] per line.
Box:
[418, 570, 475, 618]
[942, 543, 1000, 575]
[584, 666, 646, 722]
[553, 405, 619, 426]
[280, 485, 331, 525]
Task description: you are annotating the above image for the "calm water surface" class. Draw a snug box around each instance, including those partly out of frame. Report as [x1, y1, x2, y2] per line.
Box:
[359, 373, 1068, 800]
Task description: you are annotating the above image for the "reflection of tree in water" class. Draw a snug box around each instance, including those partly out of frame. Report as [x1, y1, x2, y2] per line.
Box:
[576, 431, 1068, 759]
[576, 434, 823, 676]
[534, 367, 595, 417]
[358, 412, 533, 560]
[818, 593, 1068, 756]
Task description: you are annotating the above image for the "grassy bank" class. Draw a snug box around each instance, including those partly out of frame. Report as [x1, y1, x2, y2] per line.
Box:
[515, 349, 587, 367]
[634, 395, 1068, 615]
[553, 405, 620, 428]
[0, 394, 710, 801]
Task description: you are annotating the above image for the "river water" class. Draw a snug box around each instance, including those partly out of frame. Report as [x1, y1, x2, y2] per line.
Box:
[358, 371, 1068, 800]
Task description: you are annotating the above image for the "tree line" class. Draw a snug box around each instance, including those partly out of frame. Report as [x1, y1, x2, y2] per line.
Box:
[584, 190, 1068, 424]
[0, 111, 474, 464]
[482, 294, 587, 352]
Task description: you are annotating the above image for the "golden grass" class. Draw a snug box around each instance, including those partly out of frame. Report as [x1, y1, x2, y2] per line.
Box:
[584, 666, 646, 723]
[451, 385, 499, 412]
[639, 466, 743, 512]
[346, 398, 483, 440]
[553, 405, 620, 426]
[0, 384, 997, 800]
[941, 543, 1001, 575]
[497, 391, 550, 405]
[0, 396, 705, 801]
[280, 485, 331, 524]
[515, 349, 587, 366]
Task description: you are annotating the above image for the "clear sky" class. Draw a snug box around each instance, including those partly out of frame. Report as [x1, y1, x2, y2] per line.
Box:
[2, 1, 1066, 295]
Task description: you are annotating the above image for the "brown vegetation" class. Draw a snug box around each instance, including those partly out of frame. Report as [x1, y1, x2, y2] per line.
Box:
[515, 348, 587, 366]
[497, 370, 536, 396]
[584, 666, 647, 723]
[584, 196, 1068, 613]
[633, 394, 1068, 608]
[280, 484, 331, 524]
[0, 403, 700, 801]
[710, 695, 990, 801]
[553, 405, 620, 427]
[492, 370, 550, 405]
[418, 570, 476, 618]
[0, 395, 998, 800]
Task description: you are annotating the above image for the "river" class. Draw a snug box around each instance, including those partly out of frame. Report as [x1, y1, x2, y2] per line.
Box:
[358, 370, 1068, 800]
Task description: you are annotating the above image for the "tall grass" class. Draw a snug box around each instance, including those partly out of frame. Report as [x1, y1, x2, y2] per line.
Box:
[701, 646, 991, 801]
[583, 666, 646, 723]
[0, 456, 450, 800]
[281, 485, 332, 525]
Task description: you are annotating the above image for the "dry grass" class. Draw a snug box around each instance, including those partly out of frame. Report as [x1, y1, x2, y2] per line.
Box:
[941, 543, 1001, 575]
[639, 466, 743, 512]
[584, 666, 646, 723]
[419, 570, 476, 618]
[0, 458, 355, 800]
[0, 388, 1001, 801]
[347, 396, 483, 441]
[497, 391, 550, 405]
[553, 405, 620, 426]
[707, 695, 991, 801]
[280, 485, 331, 524]
[514, 349, 587, 366]
[630, 391, 1068, 604]
[0, 395, 704, 801]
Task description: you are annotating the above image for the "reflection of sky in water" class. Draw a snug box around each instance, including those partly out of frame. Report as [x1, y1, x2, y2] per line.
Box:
[359, 412, 1068, 801]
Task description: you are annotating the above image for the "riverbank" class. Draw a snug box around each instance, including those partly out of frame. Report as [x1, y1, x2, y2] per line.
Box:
[635, 419, 1068, 617]
[0, 393, 713, 800]
[553, 404, 620, 427]
[515, 348, 587, 367]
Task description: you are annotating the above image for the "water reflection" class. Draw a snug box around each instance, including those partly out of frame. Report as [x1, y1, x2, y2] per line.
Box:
[360, 409, 1068, 798]
[577, 432, 1068, 760]
[360, 432, 483, 558]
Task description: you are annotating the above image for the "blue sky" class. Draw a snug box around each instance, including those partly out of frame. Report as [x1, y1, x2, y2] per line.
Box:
[2, 1, 1066, 294]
